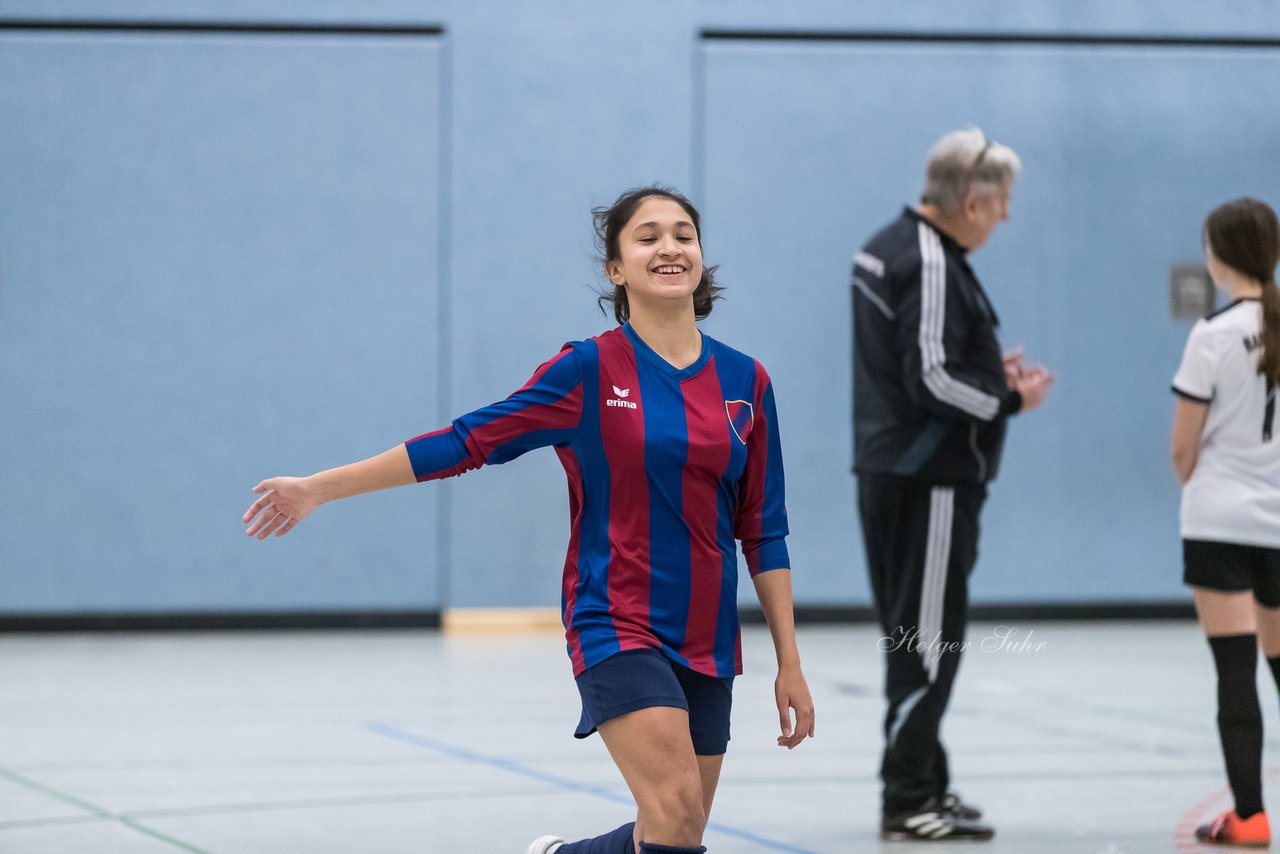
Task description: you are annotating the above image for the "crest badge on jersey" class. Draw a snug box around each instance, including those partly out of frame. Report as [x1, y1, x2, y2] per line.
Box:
[724, 400, 754, 444]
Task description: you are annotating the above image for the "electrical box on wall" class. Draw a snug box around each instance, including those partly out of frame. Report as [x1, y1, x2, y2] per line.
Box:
[1170, 263, 1215, 320]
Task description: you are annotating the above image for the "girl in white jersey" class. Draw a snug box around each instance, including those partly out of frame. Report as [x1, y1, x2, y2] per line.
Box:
[1171, 197, 1280, 847]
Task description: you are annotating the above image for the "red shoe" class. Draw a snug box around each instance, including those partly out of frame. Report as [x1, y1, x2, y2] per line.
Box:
[1195, 810, 1271, 847]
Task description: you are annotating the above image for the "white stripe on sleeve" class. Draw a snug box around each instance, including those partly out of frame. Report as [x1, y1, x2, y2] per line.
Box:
[916, 223, 1001, 421]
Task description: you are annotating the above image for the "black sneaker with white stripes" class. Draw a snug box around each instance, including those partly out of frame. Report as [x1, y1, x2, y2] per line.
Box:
[881, 797, 995, 842]
[941, 790, 983, 821]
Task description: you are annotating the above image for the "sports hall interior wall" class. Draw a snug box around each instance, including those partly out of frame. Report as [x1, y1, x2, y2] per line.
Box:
[1, 1, 1277, 627]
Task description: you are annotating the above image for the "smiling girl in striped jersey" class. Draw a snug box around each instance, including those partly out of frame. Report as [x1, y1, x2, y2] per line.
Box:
[243, 186, 814, 854]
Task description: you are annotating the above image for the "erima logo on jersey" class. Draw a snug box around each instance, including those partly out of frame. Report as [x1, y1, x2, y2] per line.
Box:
[607, 385, 638, 409]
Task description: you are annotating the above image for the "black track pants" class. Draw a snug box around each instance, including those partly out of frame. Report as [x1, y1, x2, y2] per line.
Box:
[857, 473, 987, 816]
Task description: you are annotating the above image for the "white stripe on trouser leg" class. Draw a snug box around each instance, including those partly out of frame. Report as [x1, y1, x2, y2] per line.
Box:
[887, 684, 928, 748]
[918, 486, 954, 683]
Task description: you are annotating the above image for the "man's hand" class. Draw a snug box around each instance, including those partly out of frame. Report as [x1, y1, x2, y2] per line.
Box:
[1014, 366, 1054, 413]
[1002, 347, 1025, 389]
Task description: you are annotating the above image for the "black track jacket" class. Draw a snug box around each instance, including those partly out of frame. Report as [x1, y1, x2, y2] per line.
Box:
[852, 207, 1021, 484]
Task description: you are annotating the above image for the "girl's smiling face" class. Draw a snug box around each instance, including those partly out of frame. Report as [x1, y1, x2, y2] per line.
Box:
[607, 196, 704, 311]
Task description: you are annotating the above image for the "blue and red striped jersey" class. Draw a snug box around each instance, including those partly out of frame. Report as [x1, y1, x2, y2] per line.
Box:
[404, 324, 789, 677]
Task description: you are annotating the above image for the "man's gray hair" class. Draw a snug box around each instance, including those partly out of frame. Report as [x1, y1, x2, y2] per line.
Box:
[920, 128, 1021, 215]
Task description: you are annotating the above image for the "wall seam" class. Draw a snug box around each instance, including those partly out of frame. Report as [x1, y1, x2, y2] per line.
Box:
[435, 32, 454, 613]
[699, 29, 1280, 49]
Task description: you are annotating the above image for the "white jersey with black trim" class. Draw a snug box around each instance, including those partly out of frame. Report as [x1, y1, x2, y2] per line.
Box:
[1173, 297, 1280, 548]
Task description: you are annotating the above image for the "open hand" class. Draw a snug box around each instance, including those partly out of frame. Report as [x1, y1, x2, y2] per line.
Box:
[242, 476, 320, 539]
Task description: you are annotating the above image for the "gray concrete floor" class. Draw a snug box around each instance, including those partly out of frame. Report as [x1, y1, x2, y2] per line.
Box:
[0, 620, 1266, 853]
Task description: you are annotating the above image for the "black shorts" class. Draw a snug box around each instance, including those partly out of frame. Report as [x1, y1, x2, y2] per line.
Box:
[572, 647, 734, 756]
[1184, 538, 1280, 607]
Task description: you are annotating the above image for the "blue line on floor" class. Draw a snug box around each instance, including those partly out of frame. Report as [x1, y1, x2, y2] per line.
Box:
[363, 720, 822, 854]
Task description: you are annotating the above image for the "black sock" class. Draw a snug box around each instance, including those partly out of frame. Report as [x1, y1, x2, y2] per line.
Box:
[637, 844, 705, 854]
[1209, 634, 1264, 818]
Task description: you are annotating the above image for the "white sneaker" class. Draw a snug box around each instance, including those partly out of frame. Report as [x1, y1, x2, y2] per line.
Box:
[525, 835, 565, 854]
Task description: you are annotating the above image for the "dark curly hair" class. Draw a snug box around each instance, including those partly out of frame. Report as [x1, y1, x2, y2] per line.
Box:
[592, 185, 724, 324]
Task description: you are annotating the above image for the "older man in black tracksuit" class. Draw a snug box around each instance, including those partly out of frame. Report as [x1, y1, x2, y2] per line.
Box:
[852, 129, 1053, 842]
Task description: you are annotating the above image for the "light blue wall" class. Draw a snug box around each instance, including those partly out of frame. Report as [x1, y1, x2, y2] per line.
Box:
[701, 40, 1280, 605]
[0, 22, 446, 611]
[2, 1, 1278, 615]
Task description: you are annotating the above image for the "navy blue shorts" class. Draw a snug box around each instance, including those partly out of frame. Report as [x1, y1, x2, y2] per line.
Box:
[573, 648, 734, 756]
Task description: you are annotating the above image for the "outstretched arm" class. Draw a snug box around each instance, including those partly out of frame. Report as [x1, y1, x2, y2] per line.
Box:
[242, 445, 415, 539]
[752, 568, 815, 749]
[243, 343, 584, 541]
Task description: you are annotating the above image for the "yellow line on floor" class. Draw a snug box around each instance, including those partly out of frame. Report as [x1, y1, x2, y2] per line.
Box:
[442, 607, 562, 634]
